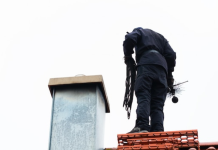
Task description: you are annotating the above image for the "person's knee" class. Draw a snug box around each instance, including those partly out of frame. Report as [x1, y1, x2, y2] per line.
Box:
[150, 101, 164, 110]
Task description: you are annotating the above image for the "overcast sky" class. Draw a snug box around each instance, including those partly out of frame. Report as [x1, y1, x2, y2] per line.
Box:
[1, 0, 218, 149]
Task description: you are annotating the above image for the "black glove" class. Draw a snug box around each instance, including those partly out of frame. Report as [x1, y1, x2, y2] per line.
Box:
[124, 55, 134, 65]
[167, 76, 174, 88]
[167, 75, 174, 94]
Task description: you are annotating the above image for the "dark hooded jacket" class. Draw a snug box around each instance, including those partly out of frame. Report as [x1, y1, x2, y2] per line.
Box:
[123, 27, 176, 76]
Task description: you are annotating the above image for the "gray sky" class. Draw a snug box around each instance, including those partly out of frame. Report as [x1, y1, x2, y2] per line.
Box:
[0, 0, 218, 149]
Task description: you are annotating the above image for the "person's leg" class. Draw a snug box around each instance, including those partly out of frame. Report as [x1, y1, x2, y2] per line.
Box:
[134, 65, 153, 131]
[150, 66, 168, 132]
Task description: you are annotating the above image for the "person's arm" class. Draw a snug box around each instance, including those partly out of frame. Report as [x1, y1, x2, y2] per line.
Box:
[123, 28, 142, 56]
[163, 40, 176, 88]
[163, 40, 176, 77]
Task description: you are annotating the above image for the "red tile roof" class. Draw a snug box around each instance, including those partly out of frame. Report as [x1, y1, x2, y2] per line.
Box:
[105, 130, 218, 150]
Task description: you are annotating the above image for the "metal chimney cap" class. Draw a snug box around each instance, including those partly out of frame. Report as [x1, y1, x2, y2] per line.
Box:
[48, 75, 110, 113]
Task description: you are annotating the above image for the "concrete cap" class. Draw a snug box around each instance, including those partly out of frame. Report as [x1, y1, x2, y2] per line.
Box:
[48, 75, 110, 113]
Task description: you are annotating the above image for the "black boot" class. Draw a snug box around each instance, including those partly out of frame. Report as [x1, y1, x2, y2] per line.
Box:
[127, 127, 148, 134]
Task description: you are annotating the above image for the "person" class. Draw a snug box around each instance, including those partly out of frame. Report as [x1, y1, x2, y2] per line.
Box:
[123, 27, 176, 133]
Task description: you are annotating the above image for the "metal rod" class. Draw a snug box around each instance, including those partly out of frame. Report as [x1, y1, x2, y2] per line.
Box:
[49, 88, 55, 150]
[173, 81, 188, 87]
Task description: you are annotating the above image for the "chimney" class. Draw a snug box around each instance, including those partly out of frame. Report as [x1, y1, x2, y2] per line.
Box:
[48, 75, 110, 150]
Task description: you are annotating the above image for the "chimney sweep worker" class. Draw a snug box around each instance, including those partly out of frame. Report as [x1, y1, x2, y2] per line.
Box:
[123, 27, 176, 133]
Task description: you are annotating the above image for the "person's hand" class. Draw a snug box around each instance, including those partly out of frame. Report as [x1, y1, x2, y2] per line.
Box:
[167, 76, 174, 89]
[124, 55, 133, 64]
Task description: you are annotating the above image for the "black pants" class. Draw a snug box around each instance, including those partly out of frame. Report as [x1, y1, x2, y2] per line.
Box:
[135, 64, 168, 132]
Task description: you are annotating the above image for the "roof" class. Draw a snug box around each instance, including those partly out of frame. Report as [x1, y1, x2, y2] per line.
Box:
[106, 130, 218, 150]
[200, 142, 218, 146]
